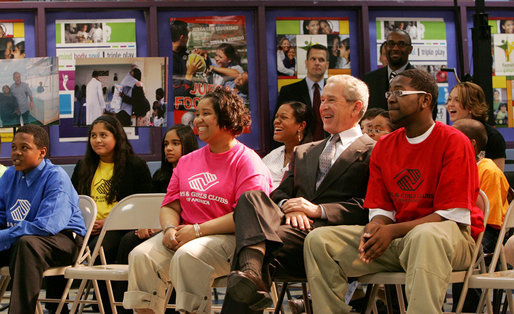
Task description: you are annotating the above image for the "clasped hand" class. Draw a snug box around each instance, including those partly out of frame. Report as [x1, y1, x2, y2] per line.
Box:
[282, 197, 319, 230]
[162, 225, 196, 251]
[358, 222, 394, 263]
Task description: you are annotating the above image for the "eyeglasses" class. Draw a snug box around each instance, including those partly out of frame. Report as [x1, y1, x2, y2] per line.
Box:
[386, 40, 411, 48]
[385, 90, 427, 99]
[367, 128, 388, 135]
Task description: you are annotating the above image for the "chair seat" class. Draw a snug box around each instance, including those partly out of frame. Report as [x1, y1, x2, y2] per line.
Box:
[64, 264, 128, 281]
[468, 270, 514, 289]
[42, 266, 69, 277]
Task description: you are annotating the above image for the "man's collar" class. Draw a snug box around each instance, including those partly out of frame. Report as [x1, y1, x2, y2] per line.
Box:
[387, 63, 409, 77]
[19, 159, 46, 187]
[305, 76, 325, 90]
[334, 124, 363, 142]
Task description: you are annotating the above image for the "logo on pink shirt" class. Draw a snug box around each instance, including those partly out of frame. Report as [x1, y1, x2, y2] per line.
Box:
[188, 172, 219, 191]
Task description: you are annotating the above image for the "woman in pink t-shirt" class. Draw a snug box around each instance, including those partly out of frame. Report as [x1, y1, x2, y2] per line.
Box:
[123, 87, 272, 314]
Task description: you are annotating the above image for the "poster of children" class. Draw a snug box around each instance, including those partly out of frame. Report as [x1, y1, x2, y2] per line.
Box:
[171, 16, 249, 128]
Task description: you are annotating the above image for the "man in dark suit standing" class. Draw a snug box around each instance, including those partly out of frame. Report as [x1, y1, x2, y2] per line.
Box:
[276, 44, 329, 140]
[222, 74, 375, 313]
[363, 30, 415, 110]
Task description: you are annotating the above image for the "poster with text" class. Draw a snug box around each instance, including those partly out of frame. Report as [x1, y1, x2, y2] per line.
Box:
[55, 19, 137, 119]
[171, 15, 249, 133]
[55, 19, 138, 142]
[275, 17, 350, 93]
[377, 17, 448, 123]
[0, 19, 25, 143]
[490, 18, 514, 128]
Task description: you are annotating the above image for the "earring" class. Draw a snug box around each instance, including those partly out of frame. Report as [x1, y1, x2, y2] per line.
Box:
[297, 130, 302, 143]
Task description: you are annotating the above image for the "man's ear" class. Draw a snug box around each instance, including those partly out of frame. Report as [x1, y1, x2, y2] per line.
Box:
[39, 147, 47, 160]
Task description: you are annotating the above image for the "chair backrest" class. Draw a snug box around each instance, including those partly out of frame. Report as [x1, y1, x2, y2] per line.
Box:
[477, 189, 490, 231]
[75, 195, 98, 266]
[89, 193, 165, 264]
[487, 197, 514, 273]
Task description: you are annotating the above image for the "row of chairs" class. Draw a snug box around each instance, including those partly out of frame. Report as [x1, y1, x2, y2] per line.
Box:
[0, 190, 512, 313]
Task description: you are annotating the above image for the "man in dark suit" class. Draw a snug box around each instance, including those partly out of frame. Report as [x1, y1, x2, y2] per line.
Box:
[222, 74, 375, 313]
[363, 30, 414, 110]
[276, 44, 329, 140]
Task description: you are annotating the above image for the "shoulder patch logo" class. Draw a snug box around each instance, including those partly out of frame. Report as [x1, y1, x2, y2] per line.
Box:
[394, 169, 424, 191]
[188, 172, 219, 192]
[9, 199, 31, 222]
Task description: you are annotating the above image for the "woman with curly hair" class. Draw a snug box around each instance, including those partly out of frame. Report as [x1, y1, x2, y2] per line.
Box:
[446, 82, 506, 170]
[123, 87, 272, 314]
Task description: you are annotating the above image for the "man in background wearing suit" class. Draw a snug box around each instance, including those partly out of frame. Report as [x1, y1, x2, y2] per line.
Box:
[222, 74, 375, 313]
[277, 44, 329, 140]
[363, 29, 414, 110]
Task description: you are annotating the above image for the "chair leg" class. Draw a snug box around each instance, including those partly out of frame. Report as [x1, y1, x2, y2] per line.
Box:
[36, 300, 44, 314]
[92, 280, 106, 314]
[105, 279, 118, 314]
[384, 285, 395, 314]
[364, 284, 380, 314]
[507, 289, 514, 314]
[274, 282, 288, 314]
[301, 282, 312, 314]
[394, 284, 406, 314]
[70, 279, 89, 314]
[56, 278, 74, 313]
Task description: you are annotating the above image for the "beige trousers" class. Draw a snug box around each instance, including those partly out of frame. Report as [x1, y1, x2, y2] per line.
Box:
[123, 232, 235, 313]
[304, 221, 475, 314]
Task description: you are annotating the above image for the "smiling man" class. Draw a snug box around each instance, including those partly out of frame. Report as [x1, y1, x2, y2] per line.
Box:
[222, 74, 374, 313]
[304, 69, 484, 314]
[363, 30, 414, 110]
[0, 125, 86, 313]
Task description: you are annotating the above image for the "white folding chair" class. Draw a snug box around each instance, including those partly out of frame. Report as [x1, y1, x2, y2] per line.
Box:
[36, 195, 98, 313]
[64, 193, 165, 314]
[455, 197, 514, 314]
[359, 190, 490, 314]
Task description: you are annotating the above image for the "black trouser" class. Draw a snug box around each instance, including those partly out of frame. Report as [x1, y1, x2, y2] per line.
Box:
[0, 231, 82, 314]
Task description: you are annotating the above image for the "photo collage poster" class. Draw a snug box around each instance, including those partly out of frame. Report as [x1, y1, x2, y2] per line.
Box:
[275, 17, 350, 92]
[376, 18, 449, 123]
[0, 19, 25, 143]
[490, 17, 514, 128]
[171, 16, 250, 133]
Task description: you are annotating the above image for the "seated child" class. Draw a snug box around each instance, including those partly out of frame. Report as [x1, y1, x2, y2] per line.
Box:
[359, 107, 385, 135]
[453, 119, 509, 252]
[0, 124, 86, 313]
[368, 110, 394, 141]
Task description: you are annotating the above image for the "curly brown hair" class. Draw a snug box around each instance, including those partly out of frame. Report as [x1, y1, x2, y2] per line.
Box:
[203, 86, 251, 136]
[452, 82, 488, 122]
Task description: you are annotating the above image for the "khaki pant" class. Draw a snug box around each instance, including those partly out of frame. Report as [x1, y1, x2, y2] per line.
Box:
[123, 232, 235, 313]
[304, 221, 475, 314]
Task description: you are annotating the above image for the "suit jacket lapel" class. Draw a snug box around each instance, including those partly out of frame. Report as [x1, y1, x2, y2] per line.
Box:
[304, 139, 327, 196]
[300, 79, 312, 107]
[314, 136, 370, 196]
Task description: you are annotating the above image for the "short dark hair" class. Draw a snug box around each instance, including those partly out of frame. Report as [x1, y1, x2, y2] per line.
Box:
[362, 108, 386, 122]
[307, 44, 329, 60]
[170, 20, 188, 42]
[397, 69, 438, 109]
[387, 29, 412, 45]
[156, 88, 164, 99]
[16, 124, 49, 150]
[92, 70, 99, 77]
[452, 119, 488, 153]
[203, 86, 251, 136]
[380, 41, 387, 55]
[131, 68, 141, 81]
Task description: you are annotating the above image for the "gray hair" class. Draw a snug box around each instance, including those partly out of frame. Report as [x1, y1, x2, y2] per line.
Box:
[326, 74, 369, 119]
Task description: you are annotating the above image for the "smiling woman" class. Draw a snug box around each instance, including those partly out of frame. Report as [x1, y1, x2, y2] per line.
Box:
[263, 101, 313, 190]
[123, 86, 272, 314]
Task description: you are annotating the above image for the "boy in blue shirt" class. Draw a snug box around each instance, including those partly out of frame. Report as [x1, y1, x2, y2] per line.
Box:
[0, 124, 86, 313]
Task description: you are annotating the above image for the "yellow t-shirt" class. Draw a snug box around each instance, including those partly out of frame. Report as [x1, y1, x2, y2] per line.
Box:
[478, 158, 509, 228]
[91, 161, 118, 219]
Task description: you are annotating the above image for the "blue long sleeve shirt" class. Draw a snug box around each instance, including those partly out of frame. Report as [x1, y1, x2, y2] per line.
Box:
[0, 159, 86, 251]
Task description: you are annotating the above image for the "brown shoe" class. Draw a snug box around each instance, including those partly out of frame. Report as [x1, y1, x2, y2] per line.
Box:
[227, 270, 273, 310]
